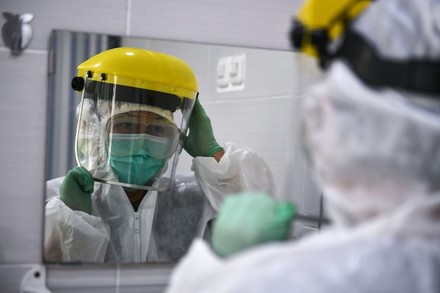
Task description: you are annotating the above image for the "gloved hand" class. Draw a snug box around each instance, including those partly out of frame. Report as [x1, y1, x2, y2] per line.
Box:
[59, 166, 94, 214]
[211, 192, 296, 258]
[184, 99, 223, 158]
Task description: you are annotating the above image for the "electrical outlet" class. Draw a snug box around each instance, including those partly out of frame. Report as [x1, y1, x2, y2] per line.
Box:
[216, 53, 246, 92]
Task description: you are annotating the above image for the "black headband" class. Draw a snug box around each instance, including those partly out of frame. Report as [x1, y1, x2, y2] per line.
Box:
[83, 79, 182, 112]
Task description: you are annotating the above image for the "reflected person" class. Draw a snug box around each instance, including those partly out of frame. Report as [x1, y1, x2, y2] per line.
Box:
[166, 0, 440, 292]
[44, 47, 276, 263]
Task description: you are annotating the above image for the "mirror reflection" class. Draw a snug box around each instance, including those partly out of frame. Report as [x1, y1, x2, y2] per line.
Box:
[44, 30, 294, 264]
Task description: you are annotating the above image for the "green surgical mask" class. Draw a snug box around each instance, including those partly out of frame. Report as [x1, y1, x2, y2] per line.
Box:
[109, 133, 166, 186]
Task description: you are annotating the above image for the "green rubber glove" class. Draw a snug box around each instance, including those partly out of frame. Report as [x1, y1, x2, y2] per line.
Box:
[212, 192, 296, 258]
[184, 99, 223, 158]
[59, 166, 94, 214]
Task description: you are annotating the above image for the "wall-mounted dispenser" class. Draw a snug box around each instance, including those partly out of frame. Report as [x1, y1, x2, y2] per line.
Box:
[2, 12, 34, 56]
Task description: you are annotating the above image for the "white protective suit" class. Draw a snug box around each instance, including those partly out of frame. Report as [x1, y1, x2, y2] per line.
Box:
[165, 0, 440, 291]
[44, 142, 276, 263]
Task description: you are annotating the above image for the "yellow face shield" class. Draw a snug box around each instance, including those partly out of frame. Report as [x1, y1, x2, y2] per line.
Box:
[72, 47, 199, 192]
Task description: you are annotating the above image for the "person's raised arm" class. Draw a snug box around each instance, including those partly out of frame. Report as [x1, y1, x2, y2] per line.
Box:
[184, 99, 224, 162]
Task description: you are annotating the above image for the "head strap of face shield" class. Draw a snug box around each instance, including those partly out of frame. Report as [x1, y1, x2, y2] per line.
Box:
[331, 29, 440, 95]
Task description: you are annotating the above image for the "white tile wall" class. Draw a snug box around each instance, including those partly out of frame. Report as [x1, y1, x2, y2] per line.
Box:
[0, 49, 47, 263]
[128, 0, 303, 50]
[0, 0, 323, 291]
[0, 0, 128, 50]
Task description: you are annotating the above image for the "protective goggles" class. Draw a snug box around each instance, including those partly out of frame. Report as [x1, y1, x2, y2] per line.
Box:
[107, 111, 181, 160]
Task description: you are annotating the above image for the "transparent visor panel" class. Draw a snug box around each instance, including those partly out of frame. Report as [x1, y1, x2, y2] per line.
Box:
[75, 76, 196, 191]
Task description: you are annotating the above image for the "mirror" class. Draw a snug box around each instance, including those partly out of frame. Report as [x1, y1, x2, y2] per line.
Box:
[44, 30, 305, 264]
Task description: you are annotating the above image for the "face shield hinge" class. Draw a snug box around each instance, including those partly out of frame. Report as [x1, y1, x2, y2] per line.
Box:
[290, 19, 330, 69]
[71, 76, 85, 91]
[290, 20, 305, 49]
[290, 0, 373, 68]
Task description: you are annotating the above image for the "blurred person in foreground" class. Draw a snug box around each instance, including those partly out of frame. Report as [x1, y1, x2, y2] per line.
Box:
[165, 0, 440, 291]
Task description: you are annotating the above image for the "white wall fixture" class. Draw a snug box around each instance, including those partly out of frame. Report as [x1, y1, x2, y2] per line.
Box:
[20, 265, 50, 293]
[216, 53, 246, 92]
[216, 56, 230, 88]
[1, 12, 34, 56]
